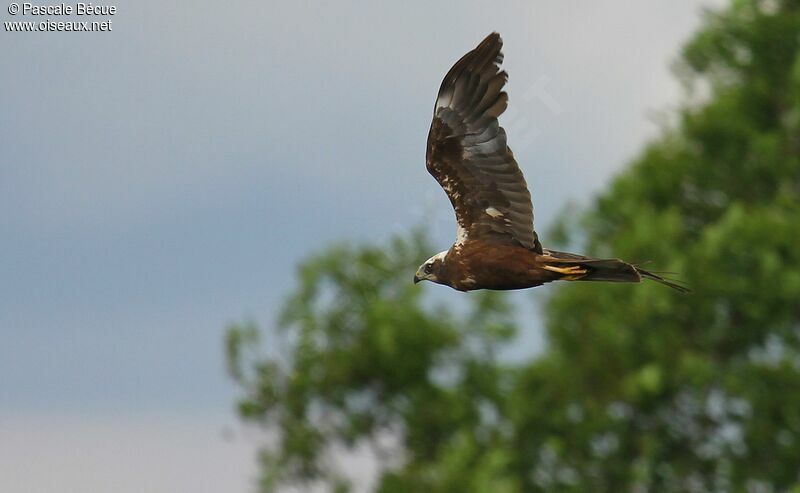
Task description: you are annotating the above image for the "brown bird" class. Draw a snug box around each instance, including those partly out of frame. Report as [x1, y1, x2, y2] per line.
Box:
[413, 33, 687, 293]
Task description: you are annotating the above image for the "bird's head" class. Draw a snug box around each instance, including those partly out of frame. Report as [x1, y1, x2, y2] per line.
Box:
[414, 251, 448, 285]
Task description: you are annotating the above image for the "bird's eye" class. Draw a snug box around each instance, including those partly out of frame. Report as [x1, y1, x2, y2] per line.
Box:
[424, 264, 432, 274]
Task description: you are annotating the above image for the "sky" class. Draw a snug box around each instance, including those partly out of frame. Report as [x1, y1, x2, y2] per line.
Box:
[1, 1, 721, 491]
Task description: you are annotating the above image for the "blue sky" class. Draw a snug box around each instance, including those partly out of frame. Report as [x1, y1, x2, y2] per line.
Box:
[1, 1, 719, 490]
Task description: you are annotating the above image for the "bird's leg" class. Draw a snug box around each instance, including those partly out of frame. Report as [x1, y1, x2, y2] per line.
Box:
[543, 264, 588, 280]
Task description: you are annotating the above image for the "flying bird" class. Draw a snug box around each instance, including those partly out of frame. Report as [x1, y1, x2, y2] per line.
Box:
[413, 33, 687, 293]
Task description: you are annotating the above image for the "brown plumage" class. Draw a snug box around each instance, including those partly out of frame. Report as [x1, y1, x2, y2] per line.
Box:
[413, 33, 688, 293]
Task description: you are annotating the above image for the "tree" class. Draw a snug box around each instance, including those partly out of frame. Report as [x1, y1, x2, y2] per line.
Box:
[518, 1, 800, 490]
[227, 231, 520, 492]
[227, 1, 800, 491]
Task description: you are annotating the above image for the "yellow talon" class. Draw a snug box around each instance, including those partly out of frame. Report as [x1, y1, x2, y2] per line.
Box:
[543, 264, 587, 276]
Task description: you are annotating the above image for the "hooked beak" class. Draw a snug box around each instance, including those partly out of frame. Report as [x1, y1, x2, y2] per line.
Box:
[413, 274, 421, 284]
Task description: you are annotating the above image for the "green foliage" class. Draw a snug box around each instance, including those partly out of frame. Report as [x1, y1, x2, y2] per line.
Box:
[227, 1, 800, 491]
[227, 229, 519, 491]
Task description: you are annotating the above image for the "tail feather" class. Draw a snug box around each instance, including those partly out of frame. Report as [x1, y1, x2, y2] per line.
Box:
[543, 249, 690, 293]
[636, 268, 691, 293]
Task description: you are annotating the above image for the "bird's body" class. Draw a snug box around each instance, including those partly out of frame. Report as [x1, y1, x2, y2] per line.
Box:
[414, 33, 687, 293]
[426, 240, 556, 292]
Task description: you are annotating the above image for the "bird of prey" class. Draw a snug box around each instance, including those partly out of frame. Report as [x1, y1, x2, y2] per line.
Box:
[413, 33, 687, 293]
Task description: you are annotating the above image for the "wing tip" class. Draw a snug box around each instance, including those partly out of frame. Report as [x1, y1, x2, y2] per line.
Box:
[482, 32, 502, 46]
[477, 32, 503, 63]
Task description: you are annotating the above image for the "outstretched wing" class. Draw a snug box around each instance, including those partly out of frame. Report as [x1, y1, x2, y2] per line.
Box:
[426, 32, 541, 253]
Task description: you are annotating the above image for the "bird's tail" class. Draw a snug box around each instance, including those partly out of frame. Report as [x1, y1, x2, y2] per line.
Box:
[543, 250, 690, 293]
